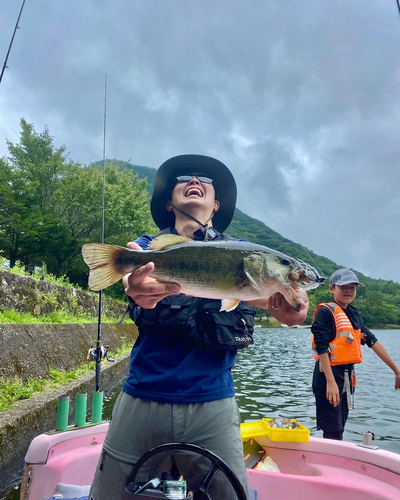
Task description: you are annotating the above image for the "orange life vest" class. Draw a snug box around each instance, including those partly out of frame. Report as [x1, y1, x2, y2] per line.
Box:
[312, 302, 363, 366]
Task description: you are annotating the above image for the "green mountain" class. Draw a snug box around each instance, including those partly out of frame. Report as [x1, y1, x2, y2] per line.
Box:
[92, 159, 156, 196]
[95, 160, 400, 328]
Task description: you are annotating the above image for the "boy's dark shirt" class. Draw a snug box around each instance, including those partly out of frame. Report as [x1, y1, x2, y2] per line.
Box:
[312, 302, 378, 395]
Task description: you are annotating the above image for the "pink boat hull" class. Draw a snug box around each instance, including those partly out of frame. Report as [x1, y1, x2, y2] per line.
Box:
[21, 423, 400, 500]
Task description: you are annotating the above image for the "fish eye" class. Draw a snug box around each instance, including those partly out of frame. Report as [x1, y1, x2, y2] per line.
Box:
[281, 258, 291, 266]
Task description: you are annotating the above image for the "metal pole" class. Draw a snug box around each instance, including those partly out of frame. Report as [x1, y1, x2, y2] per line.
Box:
[0, 0, 27, 86]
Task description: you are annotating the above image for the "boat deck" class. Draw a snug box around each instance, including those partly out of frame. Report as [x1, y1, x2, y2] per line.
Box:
[22, 425, 400, 500]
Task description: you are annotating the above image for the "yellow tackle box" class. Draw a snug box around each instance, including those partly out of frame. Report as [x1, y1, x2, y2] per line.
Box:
[240, 417, 310, 443]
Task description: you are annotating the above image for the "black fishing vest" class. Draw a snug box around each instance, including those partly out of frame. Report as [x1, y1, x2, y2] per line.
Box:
[128, 229, 255, 351]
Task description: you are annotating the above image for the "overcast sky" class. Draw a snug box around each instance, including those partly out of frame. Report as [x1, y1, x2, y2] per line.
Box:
[1, 0, 400, 283]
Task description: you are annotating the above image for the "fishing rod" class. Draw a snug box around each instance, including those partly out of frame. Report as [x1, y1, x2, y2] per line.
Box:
[90, 75, 107, 423]
[0, 0, 26, 86]
[95, 74, 107, 391]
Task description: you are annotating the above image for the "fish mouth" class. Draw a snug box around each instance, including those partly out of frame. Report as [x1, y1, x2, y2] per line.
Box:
[185, 187, 203, 197]
[289, 262, 326, 290]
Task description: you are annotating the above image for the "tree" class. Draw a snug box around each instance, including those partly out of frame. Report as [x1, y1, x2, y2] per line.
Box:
[0, 119, 72, 267]
[58, 161, 155, 285]
[0, 120, 155, 290]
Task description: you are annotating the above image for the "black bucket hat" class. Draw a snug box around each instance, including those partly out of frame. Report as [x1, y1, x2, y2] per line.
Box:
[150, 154, 237, 233]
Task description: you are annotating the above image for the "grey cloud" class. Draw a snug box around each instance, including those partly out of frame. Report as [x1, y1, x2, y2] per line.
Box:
[1, 0, 400, 281]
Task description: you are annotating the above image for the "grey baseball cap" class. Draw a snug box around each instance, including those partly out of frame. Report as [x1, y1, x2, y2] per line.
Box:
[330, 268, 364, 286]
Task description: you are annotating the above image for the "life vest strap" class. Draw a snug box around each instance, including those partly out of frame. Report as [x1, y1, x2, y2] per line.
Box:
[343, 367, 355, 410]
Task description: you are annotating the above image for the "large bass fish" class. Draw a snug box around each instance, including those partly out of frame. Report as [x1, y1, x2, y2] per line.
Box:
[82, 234, 325, 312]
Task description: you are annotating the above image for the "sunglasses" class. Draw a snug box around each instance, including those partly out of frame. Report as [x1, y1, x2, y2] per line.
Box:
[175, 174, 213, 184]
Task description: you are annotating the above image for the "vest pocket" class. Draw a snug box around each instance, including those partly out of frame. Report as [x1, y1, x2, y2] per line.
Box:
[133, 294, 197, 333]
[199, 300, 255, 350]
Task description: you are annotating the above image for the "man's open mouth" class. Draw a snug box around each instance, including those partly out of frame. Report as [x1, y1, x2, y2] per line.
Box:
[185, 187, 203, 197]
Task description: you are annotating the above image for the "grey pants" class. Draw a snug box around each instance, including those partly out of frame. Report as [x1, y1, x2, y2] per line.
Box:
[89, 392, 248, 500]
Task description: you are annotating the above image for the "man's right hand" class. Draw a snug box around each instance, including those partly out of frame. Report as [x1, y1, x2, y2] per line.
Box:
[123, 241, 181, 309]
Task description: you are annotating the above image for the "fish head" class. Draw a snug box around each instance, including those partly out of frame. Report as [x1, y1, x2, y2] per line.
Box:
[243, 251, 325, 309]
[244, 252, 303, 286]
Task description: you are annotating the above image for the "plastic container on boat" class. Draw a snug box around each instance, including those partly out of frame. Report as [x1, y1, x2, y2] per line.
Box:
[241, 417, 310, 443]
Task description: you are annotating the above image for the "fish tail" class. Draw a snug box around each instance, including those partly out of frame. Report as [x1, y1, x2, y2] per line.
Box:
[82, 243, 127, 291]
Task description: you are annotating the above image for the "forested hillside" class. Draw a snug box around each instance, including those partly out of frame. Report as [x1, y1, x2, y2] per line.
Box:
[1, 121, 399, 328]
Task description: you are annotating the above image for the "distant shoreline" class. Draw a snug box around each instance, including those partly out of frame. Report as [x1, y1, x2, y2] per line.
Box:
[253, 320, 400, 330]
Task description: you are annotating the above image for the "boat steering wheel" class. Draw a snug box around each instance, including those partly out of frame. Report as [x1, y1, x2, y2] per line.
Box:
[125, 442, 247, 500]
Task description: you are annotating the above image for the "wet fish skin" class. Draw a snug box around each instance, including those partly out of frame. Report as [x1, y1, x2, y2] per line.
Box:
[82, 234, 325, 311]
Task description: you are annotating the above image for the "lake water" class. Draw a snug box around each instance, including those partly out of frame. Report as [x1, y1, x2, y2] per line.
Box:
[2, 328, 400, 499]
[233, 328, 400, 453]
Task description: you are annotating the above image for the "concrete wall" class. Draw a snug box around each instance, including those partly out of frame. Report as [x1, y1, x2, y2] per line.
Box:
[0, 270, 126, 319]
[0, 269, 137, 381]
[0, 322, 137, 381]
[0, 320, 139, 495]
[0, 271, 139, 495]
[0, 322, 138, 493]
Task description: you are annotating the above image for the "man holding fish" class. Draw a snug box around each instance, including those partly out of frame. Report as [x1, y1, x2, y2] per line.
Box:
[86, 154, 324, 500]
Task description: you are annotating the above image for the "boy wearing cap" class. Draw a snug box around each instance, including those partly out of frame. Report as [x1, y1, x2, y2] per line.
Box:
[312, 268, 400, 440]
[89, 155, 309, 500]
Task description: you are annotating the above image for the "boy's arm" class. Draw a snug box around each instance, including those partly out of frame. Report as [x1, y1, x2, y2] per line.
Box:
[371, 342, 400, 389]
[319, 352, 341, 407]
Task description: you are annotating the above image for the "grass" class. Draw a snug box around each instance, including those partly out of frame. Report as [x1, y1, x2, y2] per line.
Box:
[0, 342, 131, 413]
[254, 317, 282, 328]
[0, 367, 93, 412]
[0, 308, 129, 324]
[0, 256, 83, 290]
[0, 255, 129, 324]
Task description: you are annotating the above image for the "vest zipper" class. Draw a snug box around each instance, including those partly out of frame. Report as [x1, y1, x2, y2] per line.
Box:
[239, 317, 249, 348]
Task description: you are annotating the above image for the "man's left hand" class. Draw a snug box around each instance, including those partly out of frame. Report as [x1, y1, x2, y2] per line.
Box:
[248, 288, 309, 326]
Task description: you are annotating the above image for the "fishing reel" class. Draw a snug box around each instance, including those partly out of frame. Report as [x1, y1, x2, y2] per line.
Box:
[87, 343, 114, 362]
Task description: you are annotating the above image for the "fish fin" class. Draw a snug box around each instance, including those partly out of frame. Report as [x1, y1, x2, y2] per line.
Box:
[148, 234, 193, 251]
[220, 299, 241, 312]
[243, 256, 264, 292]
[82, 243, 126, 291]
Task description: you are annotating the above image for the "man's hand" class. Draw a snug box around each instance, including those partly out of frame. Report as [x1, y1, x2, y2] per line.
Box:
[249, 288, 309, 326]
[123, 241, 180, 309]
[269, 288, 309, 326]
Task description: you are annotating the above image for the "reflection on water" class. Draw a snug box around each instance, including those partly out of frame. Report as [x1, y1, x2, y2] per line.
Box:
[2, 328, 400, 499]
